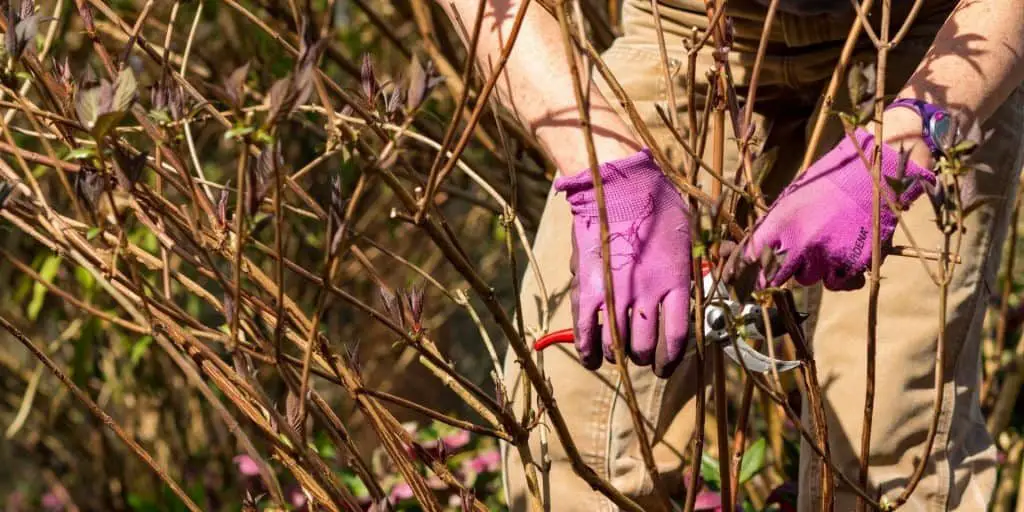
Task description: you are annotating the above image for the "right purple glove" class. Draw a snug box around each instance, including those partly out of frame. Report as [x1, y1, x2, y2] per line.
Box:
[555, 149, 692, 377]
[742, 127, 936, 290]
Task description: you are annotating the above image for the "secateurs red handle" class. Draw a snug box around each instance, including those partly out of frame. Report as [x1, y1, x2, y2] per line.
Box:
[533, 328, 574, 351]
[532, 261, 804, 374]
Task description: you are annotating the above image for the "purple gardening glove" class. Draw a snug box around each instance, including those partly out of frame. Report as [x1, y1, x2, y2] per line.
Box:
[555, 149, 692, 377]
[741, 127, 935, 290]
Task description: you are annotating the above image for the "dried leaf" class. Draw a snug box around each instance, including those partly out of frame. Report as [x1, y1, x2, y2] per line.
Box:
[460, 487, 476, 512]
[113, 67, 137, 112]
[223, 291, 236, 327]
[265, 76, 297, 127]
[13, 14, 37, 58]
[74, 166, 106, 211]
[379, 286, 404, 330]
[217, 181, 231, 228]
[404, 284, 425, 331]
[284, 390, 306, 439]
[232, 350, 255, 382]
[52, 55, 72, 93]
[247, 143, 281, 215]
[406, 55, 428, 111]
[151, 74, 186, 122]
[19, 0, 34, 21]
[223, 62, 250, 111]
[329, 174, 346, 224]
[0, 180, 14, 210]
[75, 0, 93, 29]
[113, 148, 147, 188]
[344, 338, 362, 374]
[360, 53, 378, 104]
[241, 491, 262, 512]
[385, 85, 403, 119]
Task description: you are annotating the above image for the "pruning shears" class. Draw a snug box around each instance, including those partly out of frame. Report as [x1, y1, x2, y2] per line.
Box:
[533, 261, 804, 374]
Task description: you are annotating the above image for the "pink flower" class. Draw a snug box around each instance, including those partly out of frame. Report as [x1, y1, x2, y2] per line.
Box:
[389, 482, 414, 502]
[462, 450, 501, 474]
[41, 491, 64, 511]
[233, 454, 261, 477]
[426, 474, 447, 490]
[441, 430, 471, 451]
[287, 486, 308, 508]
[694, 490, 722, 511]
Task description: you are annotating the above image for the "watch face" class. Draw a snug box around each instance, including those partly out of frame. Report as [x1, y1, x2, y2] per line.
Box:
[928, 111, 952, 155]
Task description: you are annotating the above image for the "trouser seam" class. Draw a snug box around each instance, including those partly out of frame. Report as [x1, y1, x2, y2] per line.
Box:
[597, 370, 617, 512]
[937, 108, 1024, 510]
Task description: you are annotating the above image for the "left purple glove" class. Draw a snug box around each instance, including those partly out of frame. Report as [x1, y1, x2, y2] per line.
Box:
[555, 149, 692, 377]
[741, 127, 936, 290]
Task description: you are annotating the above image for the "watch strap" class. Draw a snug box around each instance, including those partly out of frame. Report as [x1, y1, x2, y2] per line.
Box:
[885, 98, 949, 157]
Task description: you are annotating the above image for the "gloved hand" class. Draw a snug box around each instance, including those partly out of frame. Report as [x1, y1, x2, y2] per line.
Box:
[741, 127, 935, 290]
[554, 149, 692, 377]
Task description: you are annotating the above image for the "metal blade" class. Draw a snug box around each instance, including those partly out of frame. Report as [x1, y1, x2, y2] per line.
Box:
[722, 342, 801, 374]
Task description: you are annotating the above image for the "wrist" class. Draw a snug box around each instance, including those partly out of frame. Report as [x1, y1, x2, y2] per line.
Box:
[874, 107, 936, 170]
[554, 148, 683, 221]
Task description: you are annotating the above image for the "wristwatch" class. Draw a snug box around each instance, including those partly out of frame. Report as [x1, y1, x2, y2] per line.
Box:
[885, 98, 953, 159]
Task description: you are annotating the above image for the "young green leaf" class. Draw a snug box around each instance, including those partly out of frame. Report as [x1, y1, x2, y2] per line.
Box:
[700, 451, 722, 489]
[738, 437, 768, 484]
[27, 254, 61, 321]
[65, 146, 97, 161]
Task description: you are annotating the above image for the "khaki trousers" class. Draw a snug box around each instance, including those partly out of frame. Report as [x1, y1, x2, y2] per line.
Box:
[503, 2, 1024, 511]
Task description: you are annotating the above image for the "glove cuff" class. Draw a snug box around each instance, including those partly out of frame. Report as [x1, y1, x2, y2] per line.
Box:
[553, 149, 684, 222]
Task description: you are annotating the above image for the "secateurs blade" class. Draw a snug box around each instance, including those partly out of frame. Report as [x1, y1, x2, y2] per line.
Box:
[532, 261, 805, 374]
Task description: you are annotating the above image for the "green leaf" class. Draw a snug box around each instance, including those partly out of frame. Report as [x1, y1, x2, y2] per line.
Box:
[113, 68, 138, 112]
[952, 139, 978, 156]
[253, 128, 274, 145]
[339, 470, 370, 499]
[73, 266, 95, 303]
[738, 437, 768, 484]
[92, 110, 128, 139]
[130, 336, 153, 365]
[885, 176, 908, 197]
[491, 215, 507, 243]
[700, 451, 722, 489]
[148, 109, 172, 124]
[224, 123, 254, 139]
[27, 254, 62, 321]
[65, 146, 97, 161]
[127, 494, 160, 512]
[692, 239, 707, 260]
[86, 227, 102, 240]
[76, 87, 100, 128]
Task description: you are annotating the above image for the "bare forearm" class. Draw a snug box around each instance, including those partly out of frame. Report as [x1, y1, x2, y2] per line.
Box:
[898, 0, 1024, 125]
[439, 0, 640, 174]
[882, 0, 1024, 167]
